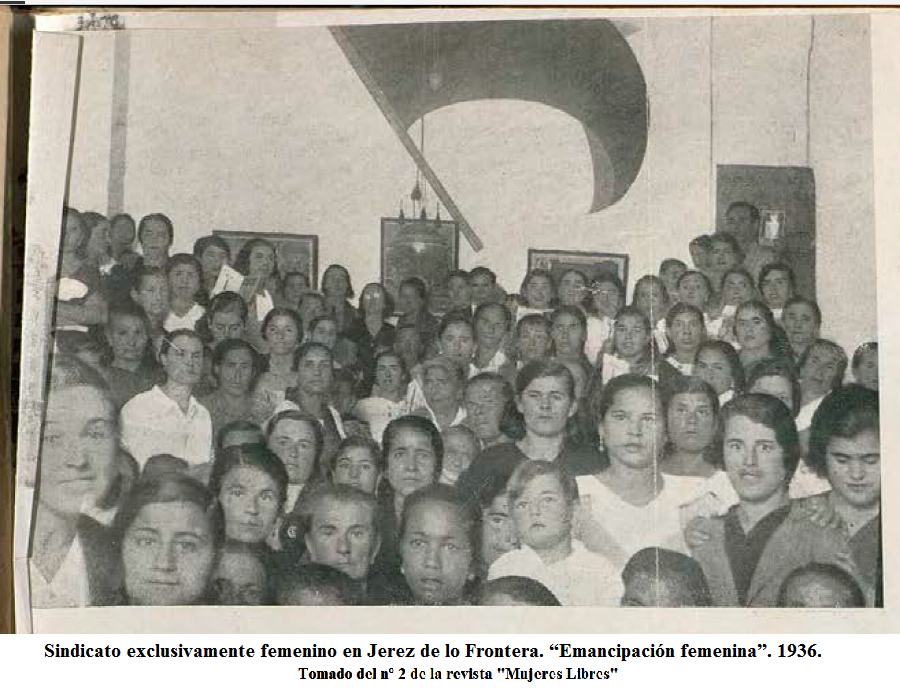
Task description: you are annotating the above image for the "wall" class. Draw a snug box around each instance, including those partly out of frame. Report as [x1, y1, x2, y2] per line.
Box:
[64, 16, 876, 354]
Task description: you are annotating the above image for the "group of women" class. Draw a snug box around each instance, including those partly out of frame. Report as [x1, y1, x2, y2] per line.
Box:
[31, 205, 881, 608]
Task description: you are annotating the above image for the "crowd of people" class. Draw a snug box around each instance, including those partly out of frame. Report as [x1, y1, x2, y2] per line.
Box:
[31, 201, 881, 609]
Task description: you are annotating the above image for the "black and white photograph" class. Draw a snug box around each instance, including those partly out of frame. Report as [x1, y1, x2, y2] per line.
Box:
[13, 9, 887, 632]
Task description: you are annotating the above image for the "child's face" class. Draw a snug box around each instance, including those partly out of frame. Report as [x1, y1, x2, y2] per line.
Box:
[749, 376, 795, 414]
[779, 574, 860, 608]
[800, 345, 843, 400]
[440, 323, 475, 366]
[854, 349, 879, 390]
[669, 312, 704, 355]
[601, 387, 665, 470]
[210, 308, 245, 345]
[633, 282, 666, 321]
[524, 275, 553, 309]
[722, 273, 754, 306]
[591, 281, 621, 318]
[558, 272, 587, 306]
[305, 499, 378, 581]
[333, 446, 380, 494]
[735, 306, 772, 351]
[551, 312, 586, 358]
[783, 303, 819, 352]
[667, 392, 716, 454]
[723, 414, 788, 503]
[386, 428, 438, 497]
[268, 418, 318, 485]
[219, 466, 282, 544]
[678, 275, 710, 310]
[401, 500, 473, 605]
[517, 375, 576, 438]
[621, 572, 689, 607]
[480, 494, 518, 567]
[108, 315, 148, 363]
[441, 429, 479, 482]
[694, 348, 734, 395]
[122, 501, 216, 606]
[212, 550, 267, 606]
[511, 473, 571, 552]
[516, 323, 552, 362]
[760, 269, 792, 309]
[826, 430, 880, 510]
[614, 314, 650, 359]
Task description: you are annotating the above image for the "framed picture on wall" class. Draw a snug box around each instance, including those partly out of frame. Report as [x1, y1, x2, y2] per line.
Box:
[528, 249, 629, 294]
[213, 230, 319, 289]
[381, 216, 459, 314]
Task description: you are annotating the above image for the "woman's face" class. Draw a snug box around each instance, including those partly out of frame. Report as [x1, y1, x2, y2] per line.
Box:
[423, 366, 460, 408]
[265, 314, 300, 355]
[134, 275, 169, 318]
[440, 323, 475, 367]
[219, 465, 282, 544]
[614, 314, 651, 359]
[386, 427, 437, 497]
[760, 269, 792, 309]
[517, 375, 576, 439]
[39, 386, 117, 515]
[464, 380, 506, 442]
[108, 314, 148, 364]
[169, 263, 201, 301]
[800, 345, 843, 400]
[826, 430, 880, 510]
[268, 418, 318, 485]
[299, 296, 326, 329]
[722, 273, 754, 307]
[210, 308, 245, 345]
[283, 275, 309, 305]
[448, 275, 472, 310]
[694, 348, 734, 395]
[558, 272, 587, 307]
[600, 386, 665, 470]
[551, 312, 586, 358]
[667, 392, 716, 454]
[247, 244, 275, 279]
[474, 305, 507, 350]
[161, 335, 204, 387]
[86, 221, 111, 261]
[709, 240, 739, 272]
[480, 494, 518, 568]
[591, 281, 621, 318]
[310, 320, 338, 351]
[783, 302, 820, 353]
[216, 347, 255, 397]
[333, 446, 380, 494]
[633, 282, 666, 322]
[361, 285, 387, 314]
[524, 275, 553, 310]
[669, 312, 704, 356]
[323, 268, 350, 299]
[511, 473, 571, 552]
[854, 349, 879, 391]
[374, 354, 406, 394]
[678, 275, 710, 310]
[516, 322, 551, 362]
[723, 414, 788, 504]
[735, 306, 772, 352]
[122, 501, 217, 606]
[200, 245, 229, 281]
[750, 376, 795, 414]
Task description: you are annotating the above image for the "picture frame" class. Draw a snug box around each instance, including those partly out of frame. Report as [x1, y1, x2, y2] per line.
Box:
[527, 249, 629, 294]
[381, 216, 459, 314]
[212, 230, 319, 289]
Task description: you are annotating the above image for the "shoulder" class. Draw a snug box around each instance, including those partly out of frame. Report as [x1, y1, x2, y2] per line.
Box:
[120, 387, 160, 414]
[561, 442, 603, 476]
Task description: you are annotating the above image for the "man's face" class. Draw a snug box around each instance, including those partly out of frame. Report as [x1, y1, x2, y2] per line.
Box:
[305, 499, 379, 581]
[723, 415, 787, 504]
[470, 274, 495, 305]
[760, 269, 792, 309]
[111, 219, 136, 253]
[374, 354, 405, 393]
[217, 347, 255, 396]
[210, 309, 245, 345]
[394, 329, 423, 367]
[298, 349, 333, 396]
[161, 335, 204, 387]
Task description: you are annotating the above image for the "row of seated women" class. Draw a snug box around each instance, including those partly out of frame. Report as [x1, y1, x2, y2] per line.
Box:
[34, 204, 880, 608]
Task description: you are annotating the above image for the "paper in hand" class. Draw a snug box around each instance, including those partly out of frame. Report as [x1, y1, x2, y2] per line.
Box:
[211, 264, 245, 296]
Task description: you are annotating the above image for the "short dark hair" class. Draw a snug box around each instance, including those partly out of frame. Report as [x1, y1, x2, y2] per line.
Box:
[476, 576, 561, 606]
[438, 312, 474, 341]
[782, 296, 822, 327]
[137, 213, 174, 246]
[233, 237, 277, 276]
[474, 301, 513, 331]
[166, 253, 203, 285]
[399, 276, 428, 302]
[720, 266, 756, 293]
[696, 340, 745, 393]
[689, 234, 713, 251]
[777, 563, 865, 608]
[192, 235, 231, 263]
[519, 268, 556, 307]
[448, 269, 471, 284]
[710, 232, 745, 262]
[550, 304, 588, 332]
[507, 460, 578, 506]
[209, 443, 290, 510]
[469, 266, 497, 284]
[197, 290, 249, 342]
[676, 270, 713, 297]
[714, 393, 801, 481]
[806, 384, 879, 479]
[211, 338, 262, 388]
[515, 312, 550, 337]
[665, 301, 705, 331]
[260, 307, 303, 343]
[851, 341, 878, 370]
[726, 201, 760, 224]
[759, 261, 797, 294]
[276, 563, 356, 605]
[328, 435, 385, 476]
[622, 548, 712, 607]
[593, 374, 661, 431]
[659, 258, 687, 275]
[399, 483, 479, 554]
[664, 375, 720, 417]
[515, 359, 575, 400]
[745, 357, 802, 417]
[159, 328, 203, 359]
[266, 409, 325, 468]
